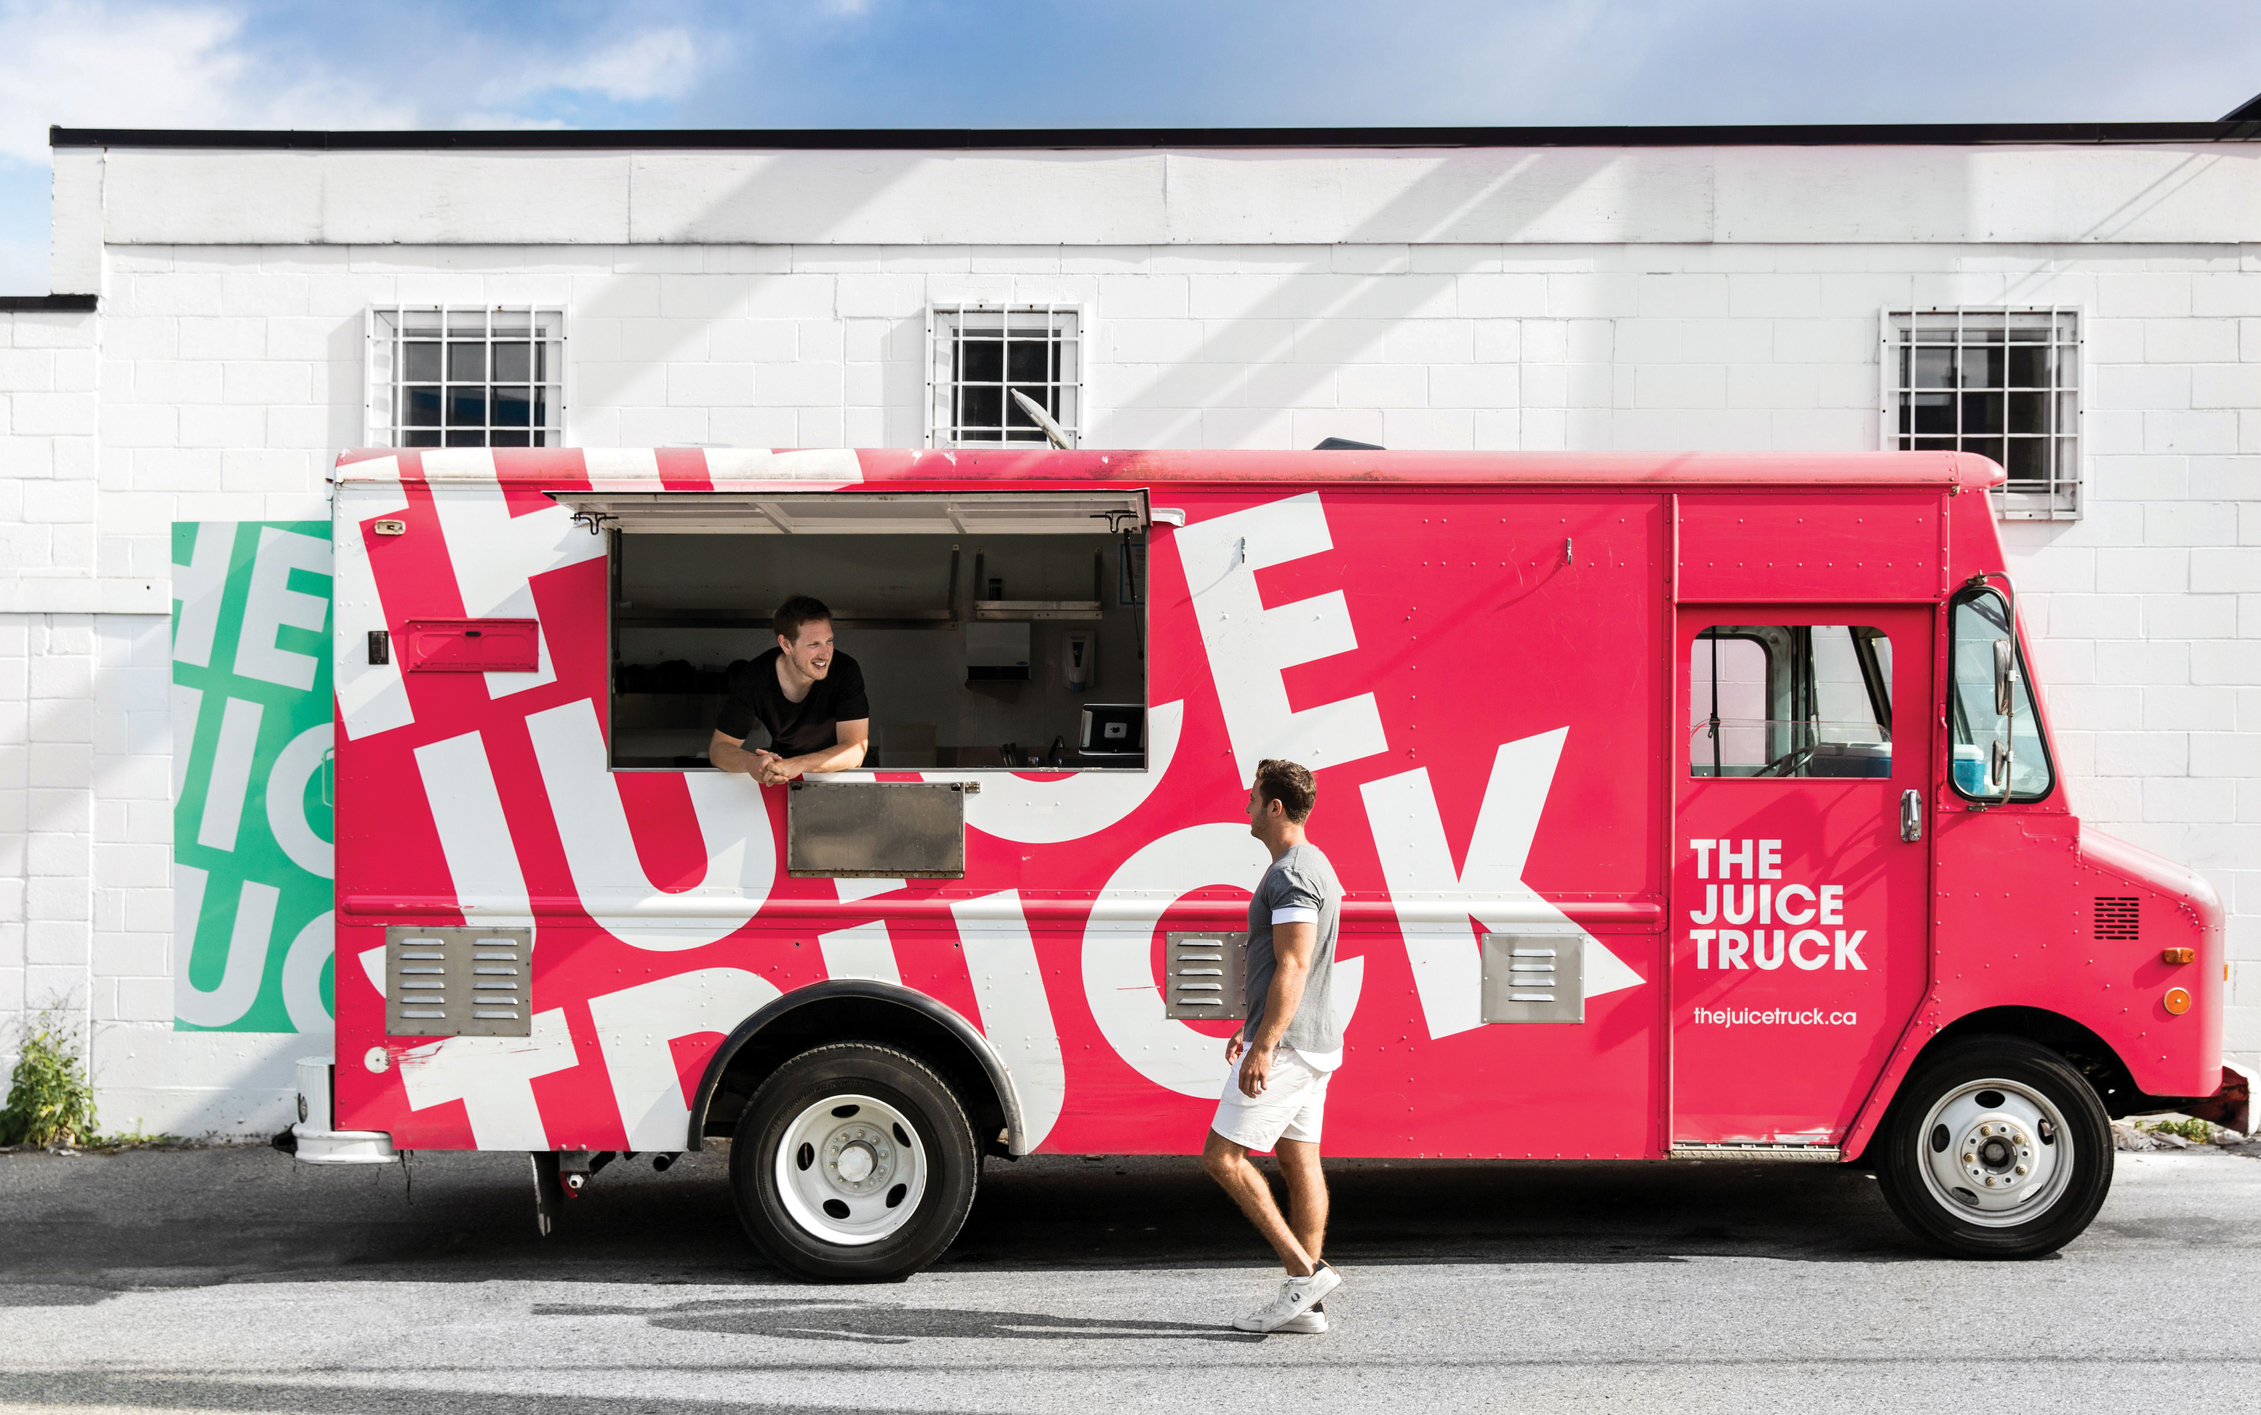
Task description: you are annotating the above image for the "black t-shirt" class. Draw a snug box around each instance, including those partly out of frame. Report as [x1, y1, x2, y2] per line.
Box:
[715, 649, 870, 758]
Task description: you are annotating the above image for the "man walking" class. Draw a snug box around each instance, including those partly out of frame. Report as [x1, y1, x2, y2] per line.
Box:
[1202, 758, 1344, 1334]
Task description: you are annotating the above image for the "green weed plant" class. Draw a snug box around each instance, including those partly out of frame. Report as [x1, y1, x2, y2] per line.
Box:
[0, 1007, 99, 1148]
[2137, 1116, 2222, 1143]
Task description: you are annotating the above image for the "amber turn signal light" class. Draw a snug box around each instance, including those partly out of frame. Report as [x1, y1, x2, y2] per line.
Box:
[2164, 987, 2192, 1015]
[2162, 947, 2196, 965]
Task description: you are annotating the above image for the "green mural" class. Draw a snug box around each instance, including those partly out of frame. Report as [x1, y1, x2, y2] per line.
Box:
[171, 521, 336, 1033]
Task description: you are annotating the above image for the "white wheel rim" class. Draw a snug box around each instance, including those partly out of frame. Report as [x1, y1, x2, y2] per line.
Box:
[1916, 1076, 2077, 1228]
[773, 1093, 928, 1246]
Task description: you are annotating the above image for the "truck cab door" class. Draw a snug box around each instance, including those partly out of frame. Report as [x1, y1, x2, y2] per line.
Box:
[1670, 606, 1934, 1151]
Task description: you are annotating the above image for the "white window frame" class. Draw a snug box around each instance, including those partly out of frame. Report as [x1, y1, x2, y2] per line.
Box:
[926, 304, 1082, 448]
[365, 305, 569, 449]
[1880, 306, 2083, 521]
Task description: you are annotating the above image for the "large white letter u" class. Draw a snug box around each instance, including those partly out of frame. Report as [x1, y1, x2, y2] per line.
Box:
[525, 698, 776, 951]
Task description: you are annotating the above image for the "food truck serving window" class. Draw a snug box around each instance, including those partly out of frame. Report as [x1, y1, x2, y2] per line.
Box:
[1947, 588, 2054, 803]
[553, 490, 1151, 773]
[1690, 625, 1893, 779]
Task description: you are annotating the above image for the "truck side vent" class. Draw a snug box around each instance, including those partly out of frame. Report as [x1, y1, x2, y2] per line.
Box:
[2094, 897, 2140, 941]
[1162, 932, 1249, 1020]
[385, 926, 532, 1038]
[1479, 927, 1587, 1024]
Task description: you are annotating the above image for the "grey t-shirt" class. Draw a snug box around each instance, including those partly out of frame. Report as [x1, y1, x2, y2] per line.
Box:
[1242, 843, 1343, 1067]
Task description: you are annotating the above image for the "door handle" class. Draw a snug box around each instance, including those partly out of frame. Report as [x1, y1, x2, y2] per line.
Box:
[1900, 788, 1923, 843]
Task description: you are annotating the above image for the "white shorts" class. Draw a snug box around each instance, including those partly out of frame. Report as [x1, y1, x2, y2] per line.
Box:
[1211, 1047, 1332, 1151]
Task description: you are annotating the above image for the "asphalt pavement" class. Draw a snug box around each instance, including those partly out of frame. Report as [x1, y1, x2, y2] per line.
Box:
[2, 1141, 2259, 1413]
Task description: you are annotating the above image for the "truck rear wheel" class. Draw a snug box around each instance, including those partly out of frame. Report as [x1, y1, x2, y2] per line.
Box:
[1873, 1036, 2112, 1258]
[728, 1042, 978, 1281]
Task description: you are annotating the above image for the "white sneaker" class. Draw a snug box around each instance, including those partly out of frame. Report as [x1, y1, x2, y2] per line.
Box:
[1232, 1262, 1342, 1333]
[1273, 1302, 1329, 1334]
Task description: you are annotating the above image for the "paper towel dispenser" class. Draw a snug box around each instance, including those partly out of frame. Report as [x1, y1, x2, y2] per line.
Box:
[966, 621, 1030, 684]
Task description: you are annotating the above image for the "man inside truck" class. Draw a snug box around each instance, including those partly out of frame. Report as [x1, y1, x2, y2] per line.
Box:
[708, 595, 871, 785]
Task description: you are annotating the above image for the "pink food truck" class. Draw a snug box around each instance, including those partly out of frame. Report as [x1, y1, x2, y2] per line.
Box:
[291, 445, 2236, 1279]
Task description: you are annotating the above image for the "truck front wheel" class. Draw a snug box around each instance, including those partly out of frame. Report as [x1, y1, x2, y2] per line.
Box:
[1873, 1036, 2113, 1258]
[728, 1042, 979, 1281]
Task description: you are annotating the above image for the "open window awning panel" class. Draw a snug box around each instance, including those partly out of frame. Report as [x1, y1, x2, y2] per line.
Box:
[546, 490, 1148, 535]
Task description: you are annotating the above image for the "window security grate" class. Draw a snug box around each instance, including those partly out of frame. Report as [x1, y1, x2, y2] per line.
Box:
[367, 306, 566, 449]
[927, 305, 1081, 448]
[1883, 308, 2081, 520]
[2093, 897, 2140, 942]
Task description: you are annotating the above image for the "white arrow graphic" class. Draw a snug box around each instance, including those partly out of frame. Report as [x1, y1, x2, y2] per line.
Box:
[1361, 729, 1643, 1039]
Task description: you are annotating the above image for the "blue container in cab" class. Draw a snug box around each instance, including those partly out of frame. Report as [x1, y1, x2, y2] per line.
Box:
[1953, 745, 1989, 795]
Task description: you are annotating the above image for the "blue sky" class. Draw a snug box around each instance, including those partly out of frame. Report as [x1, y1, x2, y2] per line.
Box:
[6, 0, 2261, 292]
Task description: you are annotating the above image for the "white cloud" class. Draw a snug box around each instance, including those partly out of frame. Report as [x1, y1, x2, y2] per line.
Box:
[450, 113, 574, 133]
[543, 27, 704, 104]
[0, 0, 411, 164]
[0, 0, 705, 290]
[470, 26, 721, 113]
[0, 3, 717, 168]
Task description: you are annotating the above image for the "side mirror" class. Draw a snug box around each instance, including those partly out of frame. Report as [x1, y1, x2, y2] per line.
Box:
[1993, 637, 2016, 716]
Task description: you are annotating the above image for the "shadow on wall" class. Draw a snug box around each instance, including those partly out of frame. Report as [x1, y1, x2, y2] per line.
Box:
[1116, 148, 1643, 448]
[328, 316, 367, 451]
[14, 627, 99, 1052]
[558, 146, 1791, 453]
[571, 150, 952, 438]
[325, 142, 1991, 455]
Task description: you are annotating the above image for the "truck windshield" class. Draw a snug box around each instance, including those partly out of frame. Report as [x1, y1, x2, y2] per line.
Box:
[1948, 589, 2054, 802]
[1690, 625, 1893, 779]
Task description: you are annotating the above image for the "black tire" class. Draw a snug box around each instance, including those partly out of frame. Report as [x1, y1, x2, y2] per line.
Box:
[728, 1042, 978, 1282]
[1872, 1036, 2113, 1259]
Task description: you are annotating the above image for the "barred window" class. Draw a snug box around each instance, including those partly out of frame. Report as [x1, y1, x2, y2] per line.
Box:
[367, 306, 566, 448]
[927, 305, 1081, 448]
[1884, 308, 2081, 520]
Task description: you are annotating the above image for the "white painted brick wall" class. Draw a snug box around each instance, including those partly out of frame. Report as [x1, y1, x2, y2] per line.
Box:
[5, 227, 2261, 1125]
[0, 612, 96, 1087]
[0, 616, 23, 1067]
[0, 310, 102, 616]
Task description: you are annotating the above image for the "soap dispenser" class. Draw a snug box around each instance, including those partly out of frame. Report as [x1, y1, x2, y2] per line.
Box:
[1063, 631, 1095, 692]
